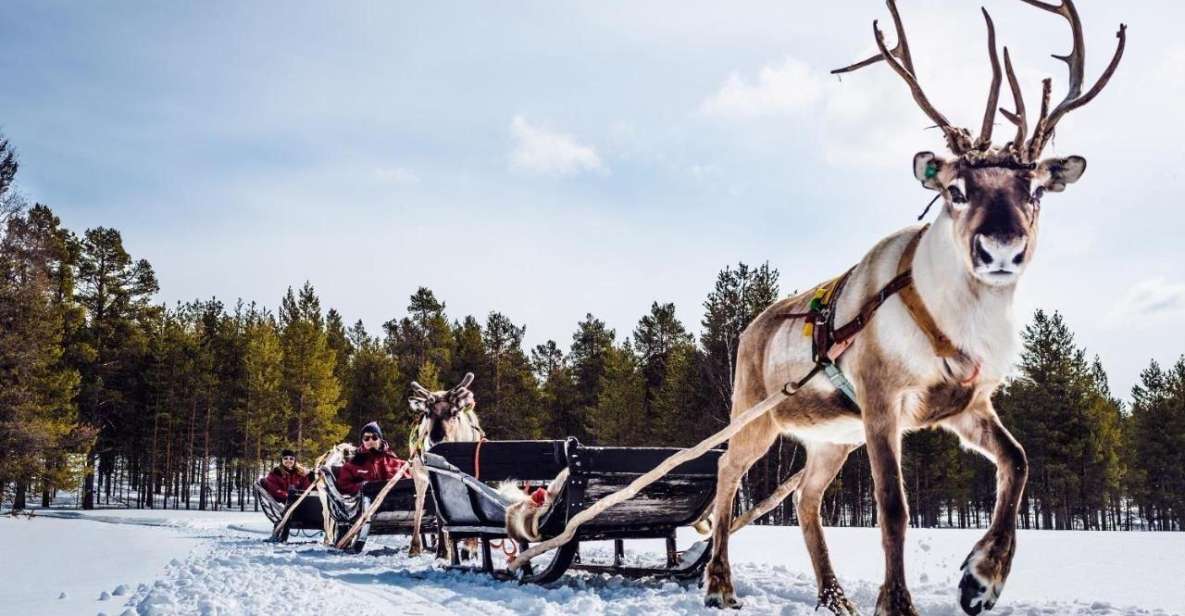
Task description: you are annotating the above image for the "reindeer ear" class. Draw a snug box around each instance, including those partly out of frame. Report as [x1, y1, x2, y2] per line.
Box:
[913, 152, 954, 190]
[1036, 156, 1086, 193]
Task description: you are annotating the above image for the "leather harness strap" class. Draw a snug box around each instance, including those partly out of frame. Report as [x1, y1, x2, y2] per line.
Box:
[781, 224, 961, 399]
[894, 227, 960, 358]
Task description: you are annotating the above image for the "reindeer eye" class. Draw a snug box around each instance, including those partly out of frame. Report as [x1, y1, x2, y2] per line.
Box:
[947, 178, 968, 207]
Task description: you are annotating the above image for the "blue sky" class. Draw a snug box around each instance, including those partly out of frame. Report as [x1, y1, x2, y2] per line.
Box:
[2, 1, 1182, 398]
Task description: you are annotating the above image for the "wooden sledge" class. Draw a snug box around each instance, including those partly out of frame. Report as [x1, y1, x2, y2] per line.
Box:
[255, 479, 325, 543]
[424, 438, 720, 584]
[319, 463, 437, 553]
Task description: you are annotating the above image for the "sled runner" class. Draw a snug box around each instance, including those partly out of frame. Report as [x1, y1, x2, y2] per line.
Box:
[319, 460, 437, 553]
[423, 438, 720, 584]
[254, 479, 325, 542]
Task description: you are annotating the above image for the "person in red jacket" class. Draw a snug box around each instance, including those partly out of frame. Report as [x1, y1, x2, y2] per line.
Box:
[336, 422, 405, 497]
[262, 449, 312, 501]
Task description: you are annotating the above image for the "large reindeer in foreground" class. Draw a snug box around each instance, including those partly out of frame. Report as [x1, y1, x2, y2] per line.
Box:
[406, 372, 484, 557]
[704, 2, 1125, 615]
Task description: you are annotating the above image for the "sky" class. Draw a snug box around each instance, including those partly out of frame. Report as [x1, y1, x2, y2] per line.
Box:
[1, 1, 1182, 399]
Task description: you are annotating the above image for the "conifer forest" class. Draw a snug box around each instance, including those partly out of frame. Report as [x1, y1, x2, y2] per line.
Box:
[2, 134, 1182, 532]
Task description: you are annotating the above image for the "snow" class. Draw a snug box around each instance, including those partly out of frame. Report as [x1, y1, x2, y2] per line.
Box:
[2, 509, 1181, 616]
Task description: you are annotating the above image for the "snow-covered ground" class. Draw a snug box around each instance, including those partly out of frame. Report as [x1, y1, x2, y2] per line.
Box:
[1, 508, 1181, 616]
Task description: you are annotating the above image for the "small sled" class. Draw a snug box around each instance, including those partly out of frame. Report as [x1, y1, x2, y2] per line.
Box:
[255, 480, 325, 542]
[319, 462, 437, 553]
[423, 438, 720, 584]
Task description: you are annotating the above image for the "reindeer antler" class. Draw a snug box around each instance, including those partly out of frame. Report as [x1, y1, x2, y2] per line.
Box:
[452, 372, 474, 393]
[1020, 0, 1126, 159]
[976, 8, 1003, 150]
[999, 47, 1028, 156]
[832, 0, 975, 155]
[409, 381, 433, 399]
[834, 0, 1125, 162]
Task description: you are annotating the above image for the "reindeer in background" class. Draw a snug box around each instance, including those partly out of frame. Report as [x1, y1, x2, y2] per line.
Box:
[703, 1, 1125, 614]
[406, 372, 484, 557]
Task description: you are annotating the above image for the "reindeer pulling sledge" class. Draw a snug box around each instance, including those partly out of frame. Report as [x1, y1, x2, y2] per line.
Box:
[258, 3, 1126, 613]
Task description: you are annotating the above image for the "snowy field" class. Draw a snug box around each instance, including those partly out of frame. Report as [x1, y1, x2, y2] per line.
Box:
[1, 509, 1181, 616]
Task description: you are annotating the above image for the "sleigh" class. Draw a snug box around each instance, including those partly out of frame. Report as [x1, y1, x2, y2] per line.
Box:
[423, 438, 720, 584]
[319, 461, 437, 553]
[254, 479, 326, 542]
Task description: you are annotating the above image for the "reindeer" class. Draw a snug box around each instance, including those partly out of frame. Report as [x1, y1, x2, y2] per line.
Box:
[702, 2, 1125, 614]
[406, 372, 485, 557]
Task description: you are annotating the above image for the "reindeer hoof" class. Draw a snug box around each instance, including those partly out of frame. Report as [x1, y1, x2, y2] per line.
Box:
[704, 591, 742, 609]
[818, 584, 860, 615]
[875, 582, 918, 616]
[959, 552, 1002, 615]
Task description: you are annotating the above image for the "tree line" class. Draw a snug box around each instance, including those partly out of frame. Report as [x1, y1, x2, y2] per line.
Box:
[1, 135, 1182, 530]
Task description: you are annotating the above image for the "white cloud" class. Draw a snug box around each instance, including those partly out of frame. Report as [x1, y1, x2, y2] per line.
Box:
[509, 115, 604, 176]
[1111, 278, 1185, 320]
[374, 166, 420, 185]
[700, 57, 823, 118]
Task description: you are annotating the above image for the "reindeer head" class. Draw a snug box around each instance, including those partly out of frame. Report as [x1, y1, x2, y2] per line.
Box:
[408, 372, 477, 446]
[835, 0, 1125, 287]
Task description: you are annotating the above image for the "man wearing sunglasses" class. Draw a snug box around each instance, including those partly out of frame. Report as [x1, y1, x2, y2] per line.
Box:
[336, 421, 406, 497]
[262, 449, 313, 501]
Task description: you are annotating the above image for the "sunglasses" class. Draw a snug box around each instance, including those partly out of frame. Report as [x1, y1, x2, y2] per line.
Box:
[282, 456, 295, 461]
[362, 434, 379, 442]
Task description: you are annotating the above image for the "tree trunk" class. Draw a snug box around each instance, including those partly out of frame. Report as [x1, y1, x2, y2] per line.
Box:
[13, 480, 28, 511]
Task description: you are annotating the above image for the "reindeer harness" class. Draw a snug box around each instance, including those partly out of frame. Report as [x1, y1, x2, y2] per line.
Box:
[782, 224, 960, 405]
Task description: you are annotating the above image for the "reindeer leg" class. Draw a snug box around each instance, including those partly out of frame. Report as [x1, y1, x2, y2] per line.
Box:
[865, 401, 918, 616]
[941, 407, 1027, 615]
[704, 412, 779, 609]
[408, 458, 428, 557]
[797, 443, 860, 616]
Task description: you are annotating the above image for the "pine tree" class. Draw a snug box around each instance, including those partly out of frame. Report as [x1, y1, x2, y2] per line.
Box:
[531, 341, 579, 440]
[278, 283, 345, 458]
[342, 321, 403, 453]
[0, 205, 88, 509]
[384, 287, 454, 387]
[633, 302, 693, 434]
[240, 306, 285, 486]
[994, 309, 1125, 529]
[1125, 356, 1185, 530]
[75, 226, 158, 509]
[567, 314, 615, 442]
[481, 312, 539, 438]
[589, 342, 646, 445]
[0, 136, 20, 225]
[701, 262, 779, 421]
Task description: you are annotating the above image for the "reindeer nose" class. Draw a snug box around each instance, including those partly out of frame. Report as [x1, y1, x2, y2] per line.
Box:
[973, 233, 1027, 270]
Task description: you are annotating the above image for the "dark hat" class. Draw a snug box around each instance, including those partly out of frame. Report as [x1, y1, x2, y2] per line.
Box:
[361, 421, 383, 440]
[281, 448, 295, 458]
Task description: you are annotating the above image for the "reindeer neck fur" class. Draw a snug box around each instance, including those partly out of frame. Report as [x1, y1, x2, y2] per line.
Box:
[910, 211, 1017, 383]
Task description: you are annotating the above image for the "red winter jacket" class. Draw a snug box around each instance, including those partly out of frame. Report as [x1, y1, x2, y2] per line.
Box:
[336, 442, 405, 496]
[262, 465, 312, 501]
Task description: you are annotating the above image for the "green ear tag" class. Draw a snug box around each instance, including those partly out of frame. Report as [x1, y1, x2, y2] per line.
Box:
[924, 162, 938, 180]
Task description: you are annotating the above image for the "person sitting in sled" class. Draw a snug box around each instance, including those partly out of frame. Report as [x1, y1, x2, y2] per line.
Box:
[262, 449, 313, 501]
[336, 421, 405, 497]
